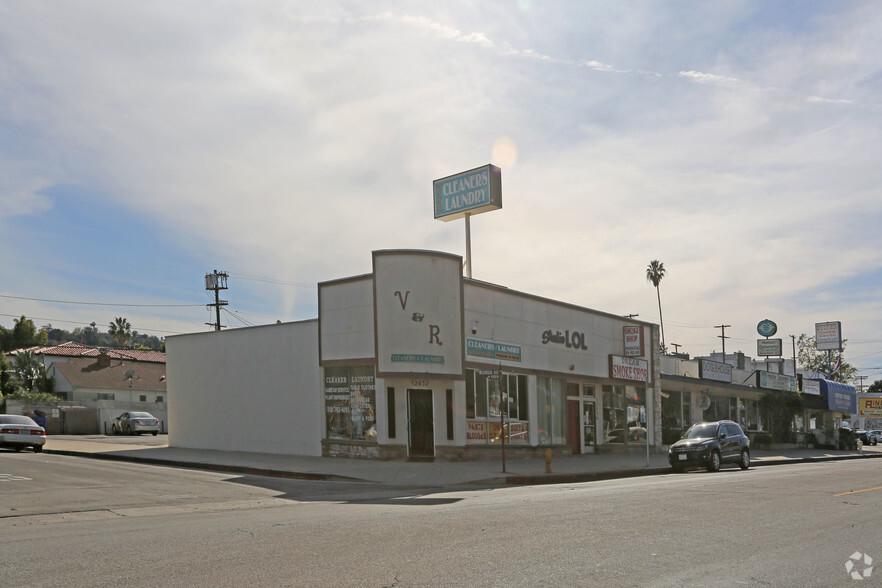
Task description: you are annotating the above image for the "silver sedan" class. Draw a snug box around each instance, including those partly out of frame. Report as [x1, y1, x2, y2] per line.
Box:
[0, 415, 47, 452]
[112, 411, 161, 435]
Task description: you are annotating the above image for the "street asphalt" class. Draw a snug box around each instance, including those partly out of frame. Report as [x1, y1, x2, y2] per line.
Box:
[37, 434, 882, 487]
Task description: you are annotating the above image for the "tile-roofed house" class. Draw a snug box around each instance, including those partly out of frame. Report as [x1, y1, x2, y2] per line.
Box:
[7, 341, 166, 365]
[49, 355, 167, 402]
[5, 342, 167, 435]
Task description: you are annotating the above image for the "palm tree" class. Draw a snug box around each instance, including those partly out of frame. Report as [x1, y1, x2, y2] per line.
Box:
[646, 260, 666, 351]
[12, 350, 53, 394]
[108, 317, 132, 348]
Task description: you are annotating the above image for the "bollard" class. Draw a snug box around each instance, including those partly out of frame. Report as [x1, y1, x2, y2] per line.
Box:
[544, 448, 553, 474]
[858, 439, 863, 454]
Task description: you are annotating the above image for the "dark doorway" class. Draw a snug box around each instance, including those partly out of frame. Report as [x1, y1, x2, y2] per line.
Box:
[567, 400, 580, 454]
[407, 389, 435, 460]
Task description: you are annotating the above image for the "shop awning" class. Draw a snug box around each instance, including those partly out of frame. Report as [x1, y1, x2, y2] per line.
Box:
[816, 379, 857, 413]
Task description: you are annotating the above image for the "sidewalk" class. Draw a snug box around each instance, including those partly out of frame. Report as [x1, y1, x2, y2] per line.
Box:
[41, 436, 882, 488]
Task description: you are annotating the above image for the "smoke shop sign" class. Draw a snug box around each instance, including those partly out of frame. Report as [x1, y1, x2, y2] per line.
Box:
[610, 355, 650, 383]
[542, 329, 588, 350]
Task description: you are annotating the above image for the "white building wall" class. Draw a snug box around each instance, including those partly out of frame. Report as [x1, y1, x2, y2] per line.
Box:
[166, 320, 322, 456]
[464, 282, 652, 379]
[319, 277, 375, 361]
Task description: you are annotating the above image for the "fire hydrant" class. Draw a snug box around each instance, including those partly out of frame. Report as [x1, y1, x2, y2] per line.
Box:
[544, 448, 553, 474]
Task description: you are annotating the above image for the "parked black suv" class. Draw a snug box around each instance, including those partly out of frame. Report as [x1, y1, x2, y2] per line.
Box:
[668, 420, 750, 473]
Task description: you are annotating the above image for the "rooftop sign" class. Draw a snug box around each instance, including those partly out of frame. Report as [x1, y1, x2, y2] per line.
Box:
[698, 359, 732, 383]
[433, 164, 502, 221]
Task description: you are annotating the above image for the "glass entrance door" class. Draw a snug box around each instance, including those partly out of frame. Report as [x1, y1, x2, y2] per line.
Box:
[581, 401, 596, 453]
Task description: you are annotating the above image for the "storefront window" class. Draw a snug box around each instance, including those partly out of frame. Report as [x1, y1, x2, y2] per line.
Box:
[466, 369, 528, 443]
[704, 394, 730, 422]
[537, 376, 566, 445]
[603, 385, 646, 443]
[324, 366, 376, 441]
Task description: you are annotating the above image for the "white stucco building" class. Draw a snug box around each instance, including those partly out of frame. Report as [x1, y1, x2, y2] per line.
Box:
[167, 249, 661, 460]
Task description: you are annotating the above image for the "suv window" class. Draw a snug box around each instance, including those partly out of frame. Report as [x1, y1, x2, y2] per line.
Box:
[724, 423, 741, 437]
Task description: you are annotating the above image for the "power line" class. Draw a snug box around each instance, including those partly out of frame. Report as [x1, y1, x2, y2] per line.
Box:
[0, 294, 203, 308]
[227, 272, 315, 288]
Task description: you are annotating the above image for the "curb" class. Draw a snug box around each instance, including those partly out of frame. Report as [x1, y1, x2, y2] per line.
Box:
[44, 449, 362, 483]
[43, 448, 882, 488]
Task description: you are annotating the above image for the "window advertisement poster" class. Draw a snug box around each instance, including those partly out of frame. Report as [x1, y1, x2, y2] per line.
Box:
[623, 325, 644, 357]
[698, 359, 733, 383]
[815, 321, 842, 351]
[324, 366, 376, 441]
[466, 420, 487, 443]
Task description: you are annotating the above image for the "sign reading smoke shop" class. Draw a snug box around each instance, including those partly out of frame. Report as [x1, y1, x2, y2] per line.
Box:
[609, 355, 650, 383]
[623, 325, 643, 357]
[433, 164, 502, 221]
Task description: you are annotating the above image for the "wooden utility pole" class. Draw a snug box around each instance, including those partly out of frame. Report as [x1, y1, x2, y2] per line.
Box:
[715, 324, 731, 363]
[205, 270, 229, 331]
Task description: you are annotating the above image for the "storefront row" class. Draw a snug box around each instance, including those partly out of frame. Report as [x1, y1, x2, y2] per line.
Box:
[168, 249, 661, 461]
[322, 365, 651, 460]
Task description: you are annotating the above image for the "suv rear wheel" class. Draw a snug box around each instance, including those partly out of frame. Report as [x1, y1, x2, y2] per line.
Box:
[739, 449, 750, 470]
[706, 450, 721, 472]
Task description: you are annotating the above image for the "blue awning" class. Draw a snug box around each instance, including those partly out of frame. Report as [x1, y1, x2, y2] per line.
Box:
[817, 379, 857, 413]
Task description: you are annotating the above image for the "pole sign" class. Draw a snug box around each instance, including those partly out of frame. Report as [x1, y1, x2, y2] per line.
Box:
[757, 319, 777, 337]
[433, 164, 502, 221]
[757, 338, 783, 357]
[815, 321, 842, 351]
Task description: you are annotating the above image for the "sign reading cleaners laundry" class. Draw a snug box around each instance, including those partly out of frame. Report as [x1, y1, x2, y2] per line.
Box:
[466, 338, 522, 362]
[609, 355, 650, 383]
[433, 164, 502, 221]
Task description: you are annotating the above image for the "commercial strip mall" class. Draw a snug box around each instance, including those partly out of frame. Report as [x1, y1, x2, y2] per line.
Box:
[167, 249, 662, 459]
[166, 164, 860, 460]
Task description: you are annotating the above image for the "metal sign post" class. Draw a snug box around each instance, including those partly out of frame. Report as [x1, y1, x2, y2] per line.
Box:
[498, 363, 506, 473]
[465, 213, 472, 278]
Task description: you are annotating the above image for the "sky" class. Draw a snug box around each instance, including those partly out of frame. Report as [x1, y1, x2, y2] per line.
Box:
[2, 2, 882, 383]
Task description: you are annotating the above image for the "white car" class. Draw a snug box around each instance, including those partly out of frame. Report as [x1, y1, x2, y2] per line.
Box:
[112, 411, 161, 436]
[867, 430, 881, 446]
[0, 415, 47, 453]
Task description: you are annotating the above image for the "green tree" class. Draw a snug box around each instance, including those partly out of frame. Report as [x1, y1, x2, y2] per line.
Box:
[108, 317, 132, 348]
[759, 390, 802, 443]
[796, 333, 856, 384]
[867, 380, 882, 394]
[11, 350, 53, 394]
[646, 260, 666, 350]
[3, 315, 48, 351]
[1, 351, 20, 398]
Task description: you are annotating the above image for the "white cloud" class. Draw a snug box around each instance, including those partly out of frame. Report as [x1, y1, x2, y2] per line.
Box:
[2, 1, 882, 371]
